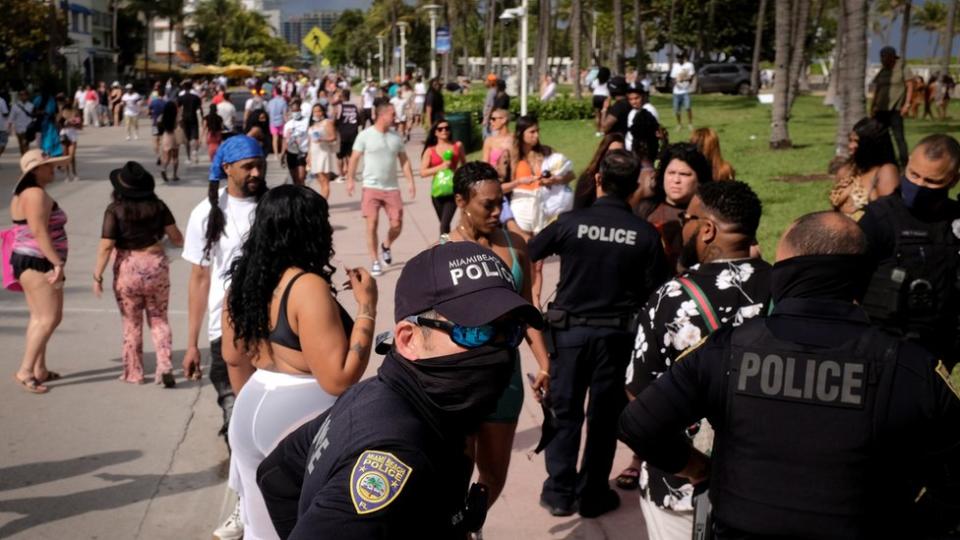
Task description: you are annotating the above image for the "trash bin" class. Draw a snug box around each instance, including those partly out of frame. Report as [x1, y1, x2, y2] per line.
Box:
[446, 112, 472, 151]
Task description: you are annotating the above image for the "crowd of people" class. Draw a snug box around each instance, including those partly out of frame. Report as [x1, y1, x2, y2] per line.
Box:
[3, 55, 960, 540]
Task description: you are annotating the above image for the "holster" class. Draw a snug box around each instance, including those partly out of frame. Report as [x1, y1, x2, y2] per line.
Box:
[692, 487, 714, 540]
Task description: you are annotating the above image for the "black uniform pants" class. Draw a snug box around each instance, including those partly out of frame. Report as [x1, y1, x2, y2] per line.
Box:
[541, 326, 632, 507]
[873, 110, 909, 167]
[209, 338, 236, 436]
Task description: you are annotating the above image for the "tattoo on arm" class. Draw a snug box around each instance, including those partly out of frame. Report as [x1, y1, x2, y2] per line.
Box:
[350, 343, 369, 355]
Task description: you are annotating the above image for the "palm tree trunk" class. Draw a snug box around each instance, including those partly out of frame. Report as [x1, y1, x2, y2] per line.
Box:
[613, 0, 624, 73]
[536, 0, 551, 84]
[770, 0, 793, 149]
[750, 0, 768, 94]
[485, 0, 496, 75]
[786, 0, 810, 109]
[633, 0, 644, 74]
[667, 0, 677, 65]
[899, 1, 912, 59]
[941, 0, 958, 75]
[842, 0, 867, 149]
[572, 0, 582, 97]
[168, 18, 174, 75]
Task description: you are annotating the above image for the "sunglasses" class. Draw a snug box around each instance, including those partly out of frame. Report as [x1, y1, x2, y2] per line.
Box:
[436, 126, 450, 132]
[407, 316, 525, 349]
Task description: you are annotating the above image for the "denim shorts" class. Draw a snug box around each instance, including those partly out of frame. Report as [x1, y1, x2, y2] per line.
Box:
[0, 131, 8, 147]
[672, 92, 691, 113]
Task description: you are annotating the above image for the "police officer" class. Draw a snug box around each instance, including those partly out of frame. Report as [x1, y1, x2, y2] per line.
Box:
[530, 149, 669, 517]
[618, 211, 960, 539]
[256, 242, 543, 539]
[860, 133, 960, 370]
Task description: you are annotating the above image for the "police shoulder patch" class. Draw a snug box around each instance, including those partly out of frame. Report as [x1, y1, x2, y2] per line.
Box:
[350, 450, 413, 515]
[934, 360, 960, 401]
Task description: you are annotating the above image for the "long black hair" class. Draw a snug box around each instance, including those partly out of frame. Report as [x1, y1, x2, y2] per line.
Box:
[226, 185, 336, 352]
[849, 118, 896, 174]
[422, 119, 455, 158]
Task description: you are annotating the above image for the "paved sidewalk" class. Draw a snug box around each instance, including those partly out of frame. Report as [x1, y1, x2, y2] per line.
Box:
[0, 122, 647, 539]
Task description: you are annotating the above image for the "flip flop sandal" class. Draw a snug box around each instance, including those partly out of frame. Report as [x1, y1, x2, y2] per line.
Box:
[615, 467, 640, 490]
[14, 375, 49, 394]
[36, 371, 61, 383]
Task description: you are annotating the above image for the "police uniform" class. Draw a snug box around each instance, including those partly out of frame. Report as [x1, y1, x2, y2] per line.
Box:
[529, 195, 668, 512]
[618, 296, 960, 539]
[860, 193, 960, 370]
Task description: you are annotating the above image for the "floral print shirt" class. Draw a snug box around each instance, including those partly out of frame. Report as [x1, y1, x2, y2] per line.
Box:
[625, 258, 773, 511]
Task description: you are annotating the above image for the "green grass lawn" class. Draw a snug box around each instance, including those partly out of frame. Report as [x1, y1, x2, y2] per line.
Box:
[511, 94, 960, 252]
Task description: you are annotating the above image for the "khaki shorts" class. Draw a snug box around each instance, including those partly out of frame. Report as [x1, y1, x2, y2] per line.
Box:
[361, 188, 403, 222]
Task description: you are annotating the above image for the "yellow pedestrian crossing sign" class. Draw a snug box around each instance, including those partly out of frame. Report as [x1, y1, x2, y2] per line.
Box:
[303, 27, 331, 55]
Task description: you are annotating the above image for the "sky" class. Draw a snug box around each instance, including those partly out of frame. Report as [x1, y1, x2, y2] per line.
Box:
[280, 0, 958, 61]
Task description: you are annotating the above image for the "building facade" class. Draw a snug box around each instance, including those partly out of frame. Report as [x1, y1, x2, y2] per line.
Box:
[61, 0, 118, 85]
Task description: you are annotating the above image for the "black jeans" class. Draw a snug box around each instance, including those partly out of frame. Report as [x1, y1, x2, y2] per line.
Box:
[873, 110, 909, 167]
[541, 326, 633, 507]
[432, 195, 457, 235]
[209, 338, 235, 436]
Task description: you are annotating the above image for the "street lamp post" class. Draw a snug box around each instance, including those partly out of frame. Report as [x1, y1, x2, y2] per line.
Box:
[500, 5, 528, 116]
[422, 4, 442, 79]
[397, 21, 409, 81]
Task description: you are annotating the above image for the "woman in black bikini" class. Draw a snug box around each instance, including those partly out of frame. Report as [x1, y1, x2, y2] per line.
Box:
[220, 185, 377, 538]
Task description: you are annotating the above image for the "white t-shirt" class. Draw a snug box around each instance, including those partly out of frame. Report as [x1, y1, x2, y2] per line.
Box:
[122, 93, 142, 117]
[541, 82, 557, 101]
[9, 99, 32, 134]
[670, 61, 696, 95]
[414, 82, 427, 103]
[74, 89, 87, 108]
[283, 116, 310, 154]
[362, 86, 378, 109]
[643, 102, 660, 122]
[591, 79, 610, 97]
[625, 106, 660, 151]
[217, 100, 237, 131]
[390, 96, 408, 121]
[182, 188, 259, 341]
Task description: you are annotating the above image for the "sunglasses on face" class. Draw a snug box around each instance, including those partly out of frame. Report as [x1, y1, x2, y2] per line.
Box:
[436, 126, 450, 132]
[407, 316, 525, 349]
[678, 212, 701, 227]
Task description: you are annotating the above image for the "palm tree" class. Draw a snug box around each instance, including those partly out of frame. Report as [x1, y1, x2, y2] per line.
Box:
[750, 0, 769, 94]
[912, 1, 948, 59]
[837, 0, 867, 159]
[632, 0, 645, 75]
[786, 0, 810, 108]
[942, 0, 958, 75]
[612, 0, 624, 73]
[484, 0, 496, 74]
[770, 0, 793, 148]
[572, 0, 582, 96]
[900, 1, 912, 57]
[161, 0, 186, 74]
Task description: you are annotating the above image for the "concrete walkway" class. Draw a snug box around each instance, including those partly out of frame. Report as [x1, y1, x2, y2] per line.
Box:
[0, 120, 646, 539]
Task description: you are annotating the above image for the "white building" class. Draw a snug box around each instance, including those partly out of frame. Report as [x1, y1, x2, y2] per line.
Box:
[61, 0, 118, 85]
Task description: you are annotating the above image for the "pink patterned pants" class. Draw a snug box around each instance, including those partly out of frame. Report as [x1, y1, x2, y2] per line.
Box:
[112, 250, 173, 383]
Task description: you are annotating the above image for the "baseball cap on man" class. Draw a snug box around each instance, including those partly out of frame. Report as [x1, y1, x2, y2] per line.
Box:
[377, 243, 544, 353]
[608, 76, 629, 96]
[880, 46, 898, 58]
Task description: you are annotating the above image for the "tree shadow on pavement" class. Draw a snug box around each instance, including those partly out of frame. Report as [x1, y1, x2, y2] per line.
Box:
[0, 461, 223, 538]
[0, 450, 142, 492]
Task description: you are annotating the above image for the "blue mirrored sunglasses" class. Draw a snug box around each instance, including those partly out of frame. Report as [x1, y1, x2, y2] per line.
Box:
[407, 316, 525, 349]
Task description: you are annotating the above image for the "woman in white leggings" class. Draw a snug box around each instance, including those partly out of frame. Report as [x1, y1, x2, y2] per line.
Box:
[221, 185, 378, 539]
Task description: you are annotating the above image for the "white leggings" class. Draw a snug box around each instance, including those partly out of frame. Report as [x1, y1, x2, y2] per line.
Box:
[228, 369, 337, 540]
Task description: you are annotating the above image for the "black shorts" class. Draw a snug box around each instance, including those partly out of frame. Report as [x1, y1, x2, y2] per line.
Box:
[181, 120, 200, 141]
[592, 95, 607, 110]
[337, 135, 357, 159]
[286, 152, 306, 170]
[11, 252, 54, 279]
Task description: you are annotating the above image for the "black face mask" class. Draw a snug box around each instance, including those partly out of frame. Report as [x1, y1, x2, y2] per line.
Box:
[381, 346, 517, 433]
[770, 254, 870, 303]
[900, 176, 949, 210]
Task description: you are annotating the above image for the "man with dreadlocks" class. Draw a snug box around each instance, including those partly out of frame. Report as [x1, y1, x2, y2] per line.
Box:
[181, 134, 266, 540]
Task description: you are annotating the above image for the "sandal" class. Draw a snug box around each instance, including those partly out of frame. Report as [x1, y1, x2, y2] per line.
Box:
[615, 467, 640, 491]
[35, 370, 61, 383]
[14, 375, 49, 394]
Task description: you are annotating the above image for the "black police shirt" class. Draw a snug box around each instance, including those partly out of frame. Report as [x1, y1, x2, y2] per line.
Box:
[625, 258, 772, 512]
[619, 298, 960, 537]
[256, 374, 469, 539]
[606, 98, 633, 135]
[529, 196, 668, 317]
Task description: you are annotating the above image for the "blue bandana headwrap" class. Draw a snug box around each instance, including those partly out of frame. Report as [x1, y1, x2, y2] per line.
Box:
[209, 135, 264, 181]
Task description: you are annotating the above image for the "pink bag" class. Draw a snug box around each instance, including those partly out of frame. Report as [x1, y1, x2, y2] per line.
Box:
[2, 227, 23, 292]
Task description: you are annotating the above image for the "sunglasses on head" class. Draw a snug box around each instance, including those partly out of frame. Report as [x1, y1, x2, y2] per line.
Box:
[407, 316, 525, 349]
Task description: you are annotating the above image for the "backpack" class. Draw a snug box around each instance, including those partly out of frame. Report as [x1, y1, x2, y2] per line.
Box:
[861, 196, 960, 360]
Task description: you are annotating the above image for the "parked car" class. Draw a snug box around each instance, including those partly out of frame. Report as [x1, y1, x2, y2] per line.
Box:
[696, 63, 752, 95]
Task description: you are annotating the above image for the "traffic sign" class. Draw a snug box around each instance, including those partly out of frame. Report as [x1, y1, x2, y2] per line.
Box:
[302, 26, 331, 55]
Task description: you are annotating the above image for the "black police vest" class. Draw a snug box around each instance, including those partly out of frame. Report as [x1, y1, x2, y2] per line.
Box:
[711, 320, 901, 537]
[861, 196, 960, 365]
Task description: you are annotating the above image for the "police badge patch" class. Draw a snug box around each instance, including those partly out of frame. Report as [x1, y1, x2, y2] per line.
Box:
[350, 450, 413, 515]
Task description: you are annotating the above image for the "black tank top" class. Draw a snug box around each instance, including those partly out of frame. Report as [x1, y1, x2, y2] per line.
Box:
[269, 272, 354, 351]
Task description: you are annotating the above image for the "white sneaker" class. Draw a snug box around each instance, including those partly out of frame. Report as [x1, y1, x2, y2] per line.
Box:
[125, 136, 131, 141]
[212, 500, 243, 540]
[371, 261, 383, 277]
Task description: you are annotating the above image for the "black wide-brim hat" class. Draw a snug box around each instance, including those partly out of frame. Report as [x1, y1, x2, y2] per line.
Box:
[110, 161, 156, 199]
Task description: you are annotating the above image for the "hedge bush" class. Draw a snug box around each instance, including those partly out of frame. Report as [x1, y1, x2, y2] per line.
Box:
[444, 91, 594, 121]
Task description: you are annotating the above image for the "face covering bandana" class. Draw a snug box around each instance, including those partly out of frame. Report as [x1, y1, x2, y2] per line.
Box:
[900, 176, 949, 210]
[770, 254, 870, 303]
[383, 347, 517, 431]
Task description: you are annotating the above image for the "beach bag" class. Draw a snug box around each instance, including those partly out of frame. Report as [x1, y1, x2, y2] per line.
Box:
[2, 227, 23, 292]
[539, 153, 575, 219]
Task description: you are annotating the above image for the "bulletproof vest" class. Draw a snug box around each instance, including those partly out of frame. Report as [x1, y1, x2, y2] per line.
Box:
[711, 320, 900, 534]
[861, 196, 960, 365]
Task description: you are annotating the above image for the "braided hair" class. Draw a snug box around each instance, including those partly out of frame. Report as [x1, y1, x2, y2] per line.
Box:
[203, 169, 267, 260]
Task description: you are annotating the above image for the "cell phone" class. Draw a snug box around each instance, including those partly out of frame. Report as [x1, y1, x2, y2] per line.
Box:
[526, 372, 545, 398]
[541, 170, 552, 178]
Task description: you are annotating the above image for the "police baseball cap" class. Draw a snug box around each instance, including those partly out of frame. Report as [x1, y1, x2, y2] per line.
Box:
[376, 243, 543, 353]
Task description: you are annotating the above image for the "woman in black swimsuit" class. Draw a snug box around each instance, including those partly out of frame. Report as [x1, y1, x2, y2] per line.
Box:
[220, 185, 377, 538]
